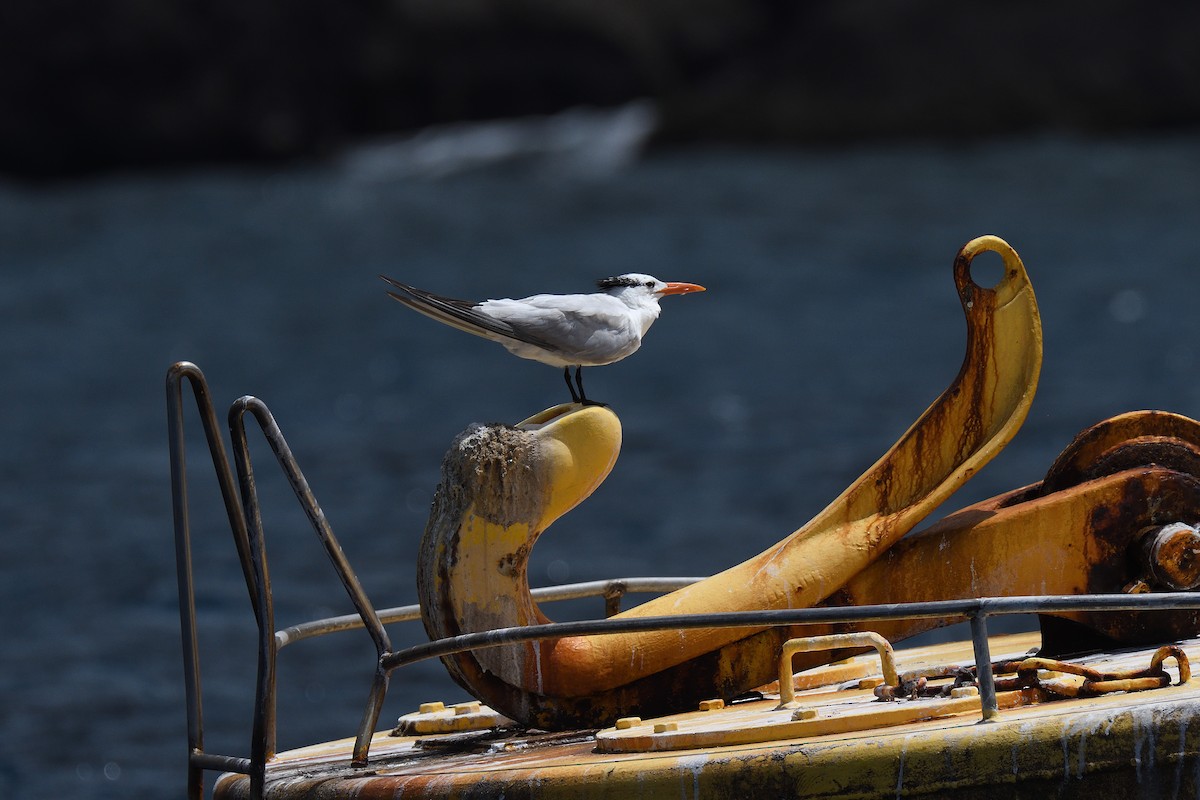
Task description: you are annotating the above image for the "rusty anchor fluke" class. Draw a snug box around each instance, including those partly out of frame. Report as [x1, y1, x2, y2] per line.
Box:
[821, 409, 1200, 655]
[418, 235, 1051, 729]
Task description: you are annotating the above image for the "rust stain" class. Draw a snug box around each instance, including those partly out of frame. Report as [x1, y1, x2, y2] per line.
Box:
[1042, 411, 1200, 495]
[217, 635, 1200, 800]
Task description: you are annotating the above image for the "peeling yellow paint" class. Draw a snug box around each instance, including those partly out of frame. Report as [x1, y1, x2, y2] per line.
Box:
[215, 634, 1200, 800]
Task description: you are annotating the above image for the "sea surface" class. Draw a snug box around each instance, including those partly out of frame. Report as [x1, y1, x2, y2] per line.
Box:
[3, 130, 1200, 798]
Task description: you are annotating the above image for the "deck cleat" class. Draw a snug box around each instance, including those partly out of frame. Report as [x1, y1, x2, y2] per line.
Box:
[393, 700, 515, 736]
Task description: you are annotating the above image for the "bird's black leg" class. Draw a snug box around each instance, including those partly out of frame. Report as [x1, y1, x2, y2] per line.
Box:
[574, 367, 608, 407]
[574, 367, 587, 403]
[563, 366, 580, 404]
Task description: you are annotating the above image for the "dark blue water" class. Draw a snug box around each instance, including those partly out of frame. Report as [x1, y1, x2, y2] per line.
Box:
[3, 133, 1200, 799]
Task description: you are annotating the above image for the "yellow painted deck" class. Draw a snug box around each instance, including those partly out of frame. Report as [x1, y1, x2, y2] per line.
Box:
[214, 632, 1200, 799]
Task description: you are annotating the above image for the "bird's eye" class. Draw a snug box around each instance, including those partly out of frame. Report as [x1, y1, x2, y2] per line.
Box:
[644, 280, 655, 288]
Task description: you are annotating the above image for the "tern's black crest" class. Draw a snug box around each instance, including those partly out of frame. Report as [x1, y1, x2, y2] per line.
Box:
[596, 276, 642, 289]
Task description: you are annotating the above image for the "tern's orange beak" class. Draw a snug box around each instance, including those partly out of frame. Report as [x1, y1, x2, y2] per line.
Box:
[658, 282, 706, 297]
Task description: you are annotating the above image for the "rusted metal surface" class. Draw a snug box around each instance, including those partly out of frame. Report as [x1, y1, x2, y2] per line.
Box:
[414, 402, 625, 724]
[1040, 410, 1200, 495]
[990, 645, 1189, 698]
[873, 664, 974, 701]
[1140, 522, 1200, 590]
[416, 235, 1043, 729]
[213, 633, 1200, 800]
[813, 410, 1200, 655]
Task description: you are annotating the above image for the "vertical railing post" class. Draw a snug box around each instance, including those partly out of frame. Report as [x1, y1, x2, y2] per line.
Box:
[353, 666, 392, 766]
[970, 608, 999, 721]
[168, 362, 261, 799]
[167, 365, 205, 800]
[229, 398, 277, 799]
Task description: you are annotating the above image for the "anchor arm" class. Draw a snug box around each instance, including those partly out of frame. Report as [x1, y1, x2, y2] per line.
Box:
[418, 236, 1043, 728]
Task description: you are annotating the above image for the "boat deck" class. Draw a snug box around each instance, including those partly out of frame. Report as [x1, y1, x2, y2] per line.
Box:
[214, 632, 1200, 799]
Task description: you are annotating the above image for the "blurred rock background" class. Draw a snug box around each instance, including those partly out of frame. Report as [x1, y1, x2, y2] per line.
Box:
[3, 1, 1199, 178]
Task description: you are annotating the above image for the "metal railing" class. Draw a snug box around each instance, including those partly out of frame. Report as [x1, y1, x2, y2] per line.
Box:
[167, 362, 708, 798]
[168, 361, 1200, 800]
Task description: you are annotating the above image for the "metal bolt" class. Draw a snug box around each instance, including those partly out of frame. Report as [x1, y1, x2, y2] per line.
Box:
[1143, 523, 1200, 590]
